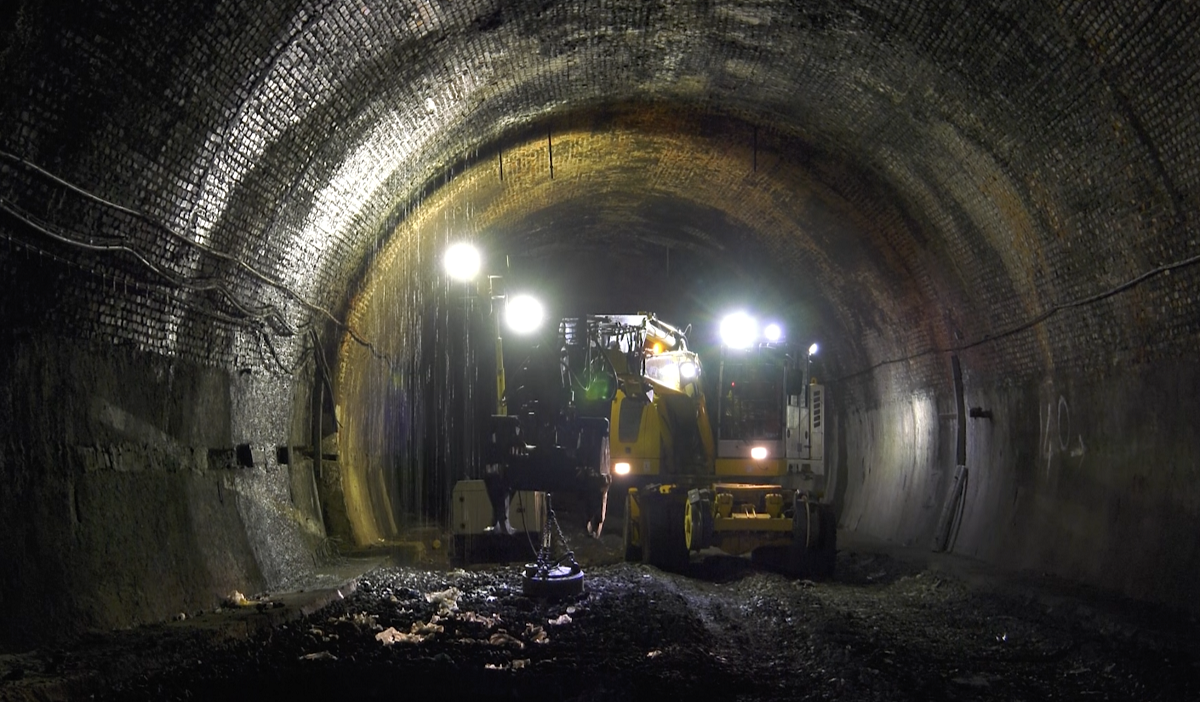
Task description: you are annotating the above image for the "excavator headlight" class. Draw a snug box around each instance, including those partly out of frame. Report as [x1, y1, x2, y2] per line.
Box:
[750, 446, 769, 460]
[614, 462, 632, 476]
[679, 361, 698, 379]
[764, 323, 783, 342]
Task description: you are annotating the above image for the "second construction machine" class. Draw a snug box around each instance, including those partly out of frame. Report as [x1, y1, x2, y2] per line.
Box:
[484, 313, 836, 576]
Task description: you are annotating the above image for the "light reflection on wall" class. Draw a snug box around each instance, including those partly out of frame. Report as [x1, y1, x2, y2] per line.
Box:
[839, 390, 942, 545]
[331, 122, 894, 542]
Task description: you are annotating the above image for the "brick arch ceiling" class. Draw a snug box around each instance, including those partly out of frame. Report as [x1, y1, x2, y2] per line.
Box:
[2, 0, 1197, 392]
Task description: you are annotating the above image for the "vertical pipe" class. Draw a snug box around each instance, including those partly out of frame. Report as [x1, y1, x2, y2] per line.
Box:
[312, 366, 323, 481]
[463, 280, 472, 479]
[753, 125, 758, 173]
[491, 275, 507, 415]
[952, 355, 966, 466]
[932, 354, 969, 552]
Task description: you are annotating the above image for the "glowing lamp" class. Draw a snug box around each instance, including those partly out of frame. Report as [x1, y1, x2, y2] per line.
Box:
[614, 462, 632, 476]
[719, 312, 758, 349]
[443, 242, 481, 281]
[750, 446, 768, 460]
[506, 294, 544, 334]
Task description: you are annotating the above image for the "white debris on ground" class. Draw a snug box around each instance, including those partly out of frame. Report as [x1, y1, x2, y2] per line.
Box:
[424, 587, 462, 614]
[375, 615, 445, 645]
[375, 627, 425, 645]
[488, 631, 524, 649]
[63, 553, 1200, 702]
[485, 658, 531, 671]
[524, 624, 549, 644]
[458, 611, 501, 627]
[223, 590, 280, 609]
[332, 611, 381, 631]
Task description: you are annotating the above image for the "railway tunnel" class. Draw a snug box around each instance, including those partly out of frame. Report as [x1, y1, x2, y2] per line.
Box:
[1, 0, 1199, 693]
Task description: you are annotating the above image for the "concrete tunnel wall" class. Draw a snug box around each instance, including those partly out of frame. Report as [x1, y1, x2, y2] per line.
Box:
[1, 0, 1198, 647]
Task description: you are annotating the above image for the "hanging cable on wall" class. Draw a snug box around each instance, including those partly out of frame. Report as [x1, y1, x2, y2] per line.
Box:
[0, 223, 302, 375]
[833, 246, 1200, 383]
[0, 197, 294, 333]
[0, 149, 397, 372]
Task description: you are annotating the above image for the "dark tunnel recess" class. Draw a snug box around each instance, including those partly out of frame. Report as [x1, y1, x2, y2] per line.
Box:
[333, 106, 956, 544]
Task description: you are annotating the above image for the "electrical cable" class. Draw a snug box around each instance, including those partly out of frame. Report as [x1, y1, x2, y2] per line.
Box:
[2, 224, 295, 355]
[310, 327, 344, 429]
[515, 490, 540, 558]
[0, 149, 395, 368]
[3, 225, 278, 348]
[832, 248, 1200, 383]
[0, 197, 293, 332]
[258, 322, 313, 377]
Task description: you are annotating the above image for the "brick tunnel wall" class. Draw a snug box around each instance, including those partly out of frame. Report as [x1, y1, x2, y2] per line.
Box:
[1, 0, 1198, 645]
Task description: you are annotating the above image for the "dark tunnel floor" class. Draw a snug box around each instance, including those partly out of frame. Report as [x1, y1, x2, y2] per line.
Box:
[3, 531, 1198, 702]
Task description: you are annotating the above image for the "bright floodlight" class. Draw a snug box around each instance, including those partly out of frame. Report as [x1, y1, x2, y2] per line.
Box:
[750, 446, 768, 460]
[443, 242, 481, 281]
[808, 342, 819, 356]
[679, 361, 698, 379]
[506, 294, 544, 334]
[764, 323, 783, 342]
[614, 462, 631, 476]
[719, 312, 758, 349]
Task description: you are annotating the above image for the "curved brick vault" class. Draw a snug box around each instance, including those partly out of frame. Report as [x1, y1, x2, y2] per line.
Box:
[1, 0, 1198, 645]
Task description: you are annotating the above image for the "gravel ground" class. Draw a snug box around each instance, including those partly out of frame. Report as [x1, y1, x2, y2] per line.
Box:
[3, 522, 1198, 702]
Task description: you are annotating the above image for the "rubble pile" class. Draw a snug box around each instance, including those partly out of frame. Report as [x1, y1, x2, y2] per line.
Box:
[79, 554, 1198, 701]
[3, 545, 1197, 701]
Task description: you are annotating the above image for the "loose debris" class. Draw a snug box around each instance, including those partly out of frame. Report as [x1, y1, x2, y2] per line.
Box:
[374, 615, 444, 645]
[223, 589, 281, 611]
[524, 624, 549, 644]
[485, 658, 530, 671]
[488, 631, 524, 649]
[224, 590, 250, 607]
[29, 542, 1200, 702]
[459, 611, 501, 627]
[337, 611, 380, 631]
[424, 586, 461, 614]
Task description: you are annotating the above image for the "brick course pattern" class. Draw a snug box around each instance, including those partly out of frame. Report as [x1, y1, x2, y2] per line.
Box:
[0, 0, 1195, 408]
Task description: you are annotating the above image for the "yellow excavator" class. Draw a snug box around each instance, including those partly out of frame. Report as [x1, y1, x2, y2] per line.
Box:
[483, 312, 835, 576]
[608, 313, 836, 576]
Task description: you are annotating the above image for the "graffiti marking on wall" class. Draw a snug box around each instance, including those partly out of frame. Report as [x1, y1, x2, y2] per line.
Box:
[1041, 393, 1086, 477]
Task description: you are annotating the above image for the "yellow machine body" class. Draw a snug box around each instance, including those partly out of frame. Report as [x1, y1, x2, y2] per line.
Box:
[607, 342, 714, 479]
[713, 457, 788, 478]
[615, 333, 835, 576]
